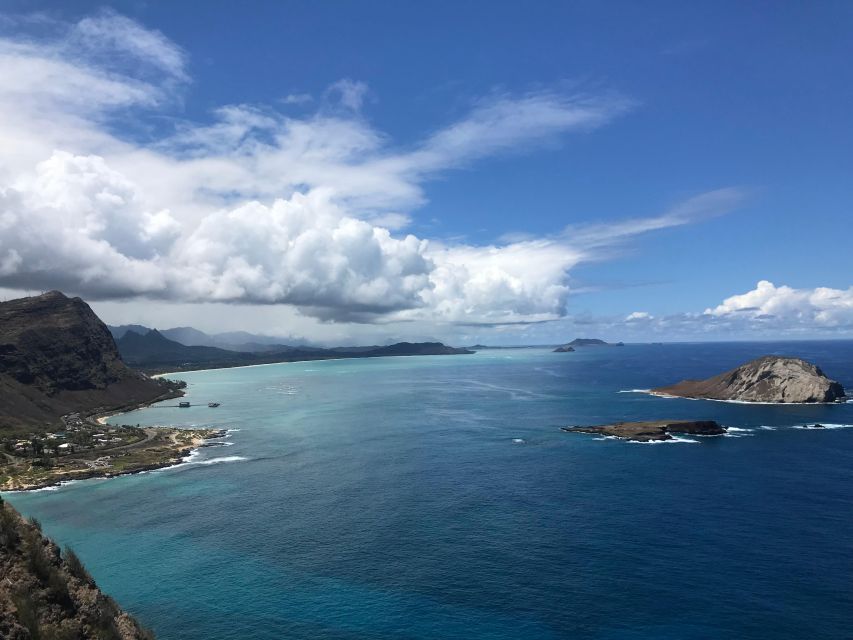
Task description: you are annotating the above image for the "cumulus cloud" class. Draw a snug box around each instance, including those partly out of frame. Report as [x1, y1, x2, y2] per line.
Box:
[705, 280, 853, 328]
[0, 11, 740, 327]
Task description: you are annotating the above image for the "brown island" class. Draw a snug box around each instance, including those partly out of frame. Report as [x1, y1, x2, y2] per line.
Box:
[562, 420, 726, 442]
[652, 355, 845, 404]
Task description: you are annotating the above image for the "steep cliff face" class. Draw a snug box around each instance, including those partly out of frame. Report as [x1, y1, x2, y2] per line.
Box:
[653, 356, 846, 403]
[0, 497, 153, 639]
[0, 292, 175, 430]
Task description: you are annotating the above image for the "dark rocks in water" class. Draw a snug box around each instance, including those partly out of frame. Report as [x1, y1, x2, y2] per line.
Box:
[0, 291, 179, 430]
[553, 345, 575, 353]
[562, 420, 726, 442]
[564, 338, 624, 347]
[652, 356, 846, 404]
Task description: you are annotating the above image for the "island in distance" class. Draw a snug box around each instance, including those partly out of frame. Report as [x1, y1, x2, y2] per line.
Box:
[553, 338, 623, 352]
[653, 355, 846, 404]
[562, 420, 726, 442]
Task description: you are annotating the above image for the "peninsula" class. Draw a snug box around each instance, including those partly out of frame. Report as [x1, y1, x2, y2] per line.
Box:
[562, 420, 726, 442]
[0, 291, 224, 491]
[652, 356, 846, 403]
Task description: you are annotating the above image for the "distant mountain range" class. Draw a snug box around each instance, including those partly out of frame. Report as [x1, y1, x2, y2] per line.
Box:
[110, 325, 474, 371]
[108, 324, 294, 352]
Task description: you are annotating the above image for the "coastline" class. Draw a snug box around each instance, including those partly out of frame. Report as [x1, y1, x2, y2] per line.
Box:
[1, 428, 227, 493]
[631, 389, 847, 406]
[149, 349, 481, 379]
[88, 385, 186, 425]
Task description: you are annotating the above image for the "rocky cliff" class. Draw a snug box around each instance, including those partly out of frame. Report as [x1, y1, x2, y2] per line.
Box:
[653, 356, 846, 403]
[0, 292, 177, 430]
[0, 496, 153, 639]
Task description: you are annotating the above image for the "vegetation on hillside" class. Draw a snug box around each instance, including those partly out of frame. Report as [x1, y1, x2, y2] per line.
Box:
[0, 496, 154, 639]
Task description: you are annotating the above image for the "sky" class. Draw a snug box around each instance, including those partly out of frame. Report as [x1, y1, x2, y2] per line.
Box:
[0, 1, 851, 345]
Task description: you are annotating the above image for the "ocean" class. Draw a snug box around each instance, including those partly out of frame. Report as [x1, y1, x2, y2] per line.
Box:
[5, 342, 853, 639]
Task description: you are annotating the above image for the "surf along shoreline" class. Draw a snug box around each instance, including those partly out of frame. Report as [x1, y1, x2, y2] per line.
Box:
[1, 387, 227, 493]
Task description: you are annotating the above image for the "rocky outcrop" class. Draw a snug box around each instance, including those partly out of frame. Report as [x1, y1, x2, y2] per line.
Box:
[0, 497, 154, 639]
[562, 420, 725, 442]
[553, 345, 575, 353]
[0, 292, 179, 430]
[653, 356, 846, 404]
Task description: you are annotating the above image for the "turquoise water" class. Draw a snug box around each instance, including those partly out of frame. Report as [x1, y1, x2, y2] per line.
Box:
[5, 343, 853, 639]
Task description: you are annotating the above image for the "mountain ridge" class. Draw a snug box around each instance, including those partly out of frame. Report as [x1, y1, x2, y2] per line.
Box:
[0, 292, 179, 431]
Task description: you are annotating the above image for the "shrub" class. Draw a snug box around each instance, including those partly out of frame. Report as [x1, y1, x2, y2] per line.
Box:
[64, 546, 95, 586]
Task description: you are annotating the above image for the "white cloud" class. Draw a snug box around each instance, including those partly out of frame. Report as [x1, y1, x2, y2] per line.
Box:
[706, 280, 853, 328]
[625, 311, 653, 321]
[281, 93, 313, 105]
[0, 11, 741, 329]
[325, 79, 369, 111]
[404, 91, 632, 175]
[69, 9, 188, 82]
[563, 188, 746, 248]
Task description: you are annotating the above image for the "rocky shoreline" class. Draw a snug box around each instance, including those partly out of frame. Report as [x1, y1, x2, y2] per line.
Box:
[562, 420, 726, 442]
[1, 428, 227, 493]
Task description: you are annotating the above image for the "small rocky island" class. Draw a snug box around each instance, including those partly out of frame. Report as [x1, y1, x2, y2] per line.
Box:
[562, 420, 726, 442]
[554, 338, 624, 351]
[653, 356, 846, 404]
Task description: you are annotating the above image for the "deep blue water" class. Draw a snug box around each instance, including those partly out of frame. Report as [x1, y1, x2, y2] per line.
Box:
[5, 342, 853, 639]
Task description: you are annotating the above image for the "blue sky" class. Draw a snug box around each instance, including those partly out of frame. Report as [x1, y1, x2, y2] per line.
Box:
[0, 1, 851, 343]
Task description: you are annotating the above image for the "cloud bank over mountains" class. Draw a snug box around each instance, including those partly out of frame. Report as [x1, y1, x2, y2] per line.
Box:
[0, 10, 845, 340]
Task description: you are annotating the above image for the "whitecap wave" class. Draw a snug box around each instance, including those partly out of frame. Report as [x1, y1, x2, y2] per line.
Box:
[792, 423, 853, 430]
[629, 436, 699, 445]
[726, 427, 755, 433]
[181, 448, 202, 463]
[511, 438, 525, 444]
[187, 456, 248, 465]
[643, 391, 844, 405]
